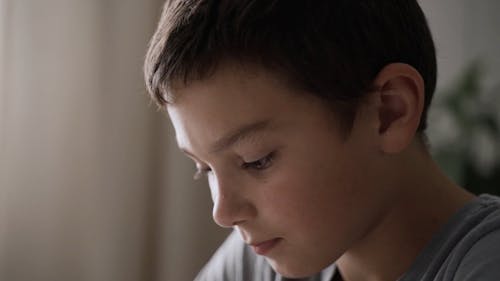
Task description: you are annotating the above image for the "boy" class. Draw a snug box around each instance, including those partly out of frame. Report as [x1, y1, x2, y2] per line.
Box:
[144, 1, 500, 280]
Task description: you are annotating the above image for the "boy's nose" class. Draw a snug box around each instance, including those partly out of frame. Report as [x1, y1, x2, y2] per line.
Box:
[210, 175, 256, 228]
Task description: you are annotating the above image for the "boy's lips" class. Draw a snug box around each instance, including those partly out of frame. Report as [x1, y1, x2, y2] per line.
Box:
[250, 238, 282, 255]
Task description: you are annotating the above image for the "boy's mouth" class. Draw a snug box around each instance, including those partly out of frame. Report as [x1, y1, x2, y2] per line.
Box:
[250, 238, 282, 255]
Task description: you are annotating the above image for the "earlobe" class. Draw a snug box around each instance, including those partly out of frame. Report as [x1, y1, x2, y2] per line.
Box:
[373, 63, 425, 154]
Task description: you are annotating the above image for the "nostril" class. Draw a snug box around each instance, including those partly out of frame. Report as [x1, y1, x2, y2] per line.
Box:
[232, 220, 245, 226]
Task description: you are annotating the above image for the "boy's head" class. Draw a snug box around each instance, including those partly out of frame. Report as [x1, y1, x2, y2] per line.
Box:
[144, 0, 436, 135]
[144, 0, 437, 278]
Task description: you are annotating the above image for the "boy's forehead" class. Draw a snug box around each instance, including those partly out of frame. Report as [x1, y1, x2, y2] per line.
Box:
[168, 61, 293, 102]
[166, 59, 351, 153]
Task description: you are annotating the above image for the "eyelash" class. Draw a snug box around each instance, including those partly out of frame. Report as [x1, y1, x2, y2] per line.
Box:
[193, 167, 212, 180]
[242, 152, 275, 170]
[192, 152, 275, 180]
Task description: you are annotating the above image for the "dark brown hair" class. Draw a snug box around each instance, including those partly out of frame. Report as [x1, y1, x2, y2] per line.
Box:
[144, 0, 437, 132]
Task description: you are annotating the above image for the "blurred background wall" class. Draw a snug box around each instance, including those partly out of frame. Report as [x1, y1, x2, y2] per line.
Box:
[421, 0, 500, 192]
[0, 1, 228, 281]
[0, 1, 498, 281]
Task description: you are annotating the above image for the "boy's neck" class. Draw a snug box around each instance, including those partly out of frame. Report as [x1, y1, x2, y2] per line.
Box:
[335, 140, 474, 281]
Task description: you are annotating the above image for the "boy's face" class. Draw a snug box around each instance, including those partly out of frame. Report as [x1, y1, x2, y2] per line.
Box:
[167, 63, 395, 277]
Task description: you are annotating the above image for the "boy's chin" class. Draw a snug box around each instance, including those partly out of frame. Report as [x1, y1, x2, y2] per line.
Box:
[266, 257, 323, 279]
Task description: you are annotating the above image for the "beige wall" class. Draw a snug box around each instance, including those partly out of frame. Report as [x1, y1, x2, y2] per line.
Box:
[0, 0, 227, 280]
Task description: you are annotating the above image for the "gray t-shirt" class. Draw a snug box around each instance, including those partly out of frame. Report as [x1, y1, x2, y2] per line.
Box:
[195, 194, 500, 281]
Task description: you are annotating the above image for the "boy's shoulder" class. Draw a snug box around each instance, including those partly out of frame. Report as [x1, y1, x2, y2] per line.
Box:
[400, 194, 500, 281]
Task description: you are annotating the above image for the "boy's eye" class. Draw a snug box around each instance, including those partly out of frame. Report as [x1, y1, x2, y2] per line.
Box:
[192, 152, 275, 180]
[242, 152, 274, 170]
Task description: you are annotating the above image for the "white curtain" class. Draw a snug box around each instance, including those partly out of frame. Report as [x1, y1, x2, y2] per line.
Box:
[0, 1, 227, 281]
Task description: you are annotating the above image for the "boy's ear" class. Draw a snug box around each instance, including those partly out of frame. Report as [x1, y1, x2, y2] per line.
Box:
[371, 63, 425, 154]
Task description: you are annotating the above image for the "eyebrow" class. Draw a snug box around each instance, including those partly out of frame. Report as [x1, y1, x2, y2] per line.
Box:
[181, 119, 274, 158]
[210, 119, 273, 153]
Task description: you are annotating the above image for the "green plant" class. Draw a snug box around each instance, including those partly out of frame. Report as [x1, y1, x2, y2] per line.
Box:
[428, 61, 500, 195]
